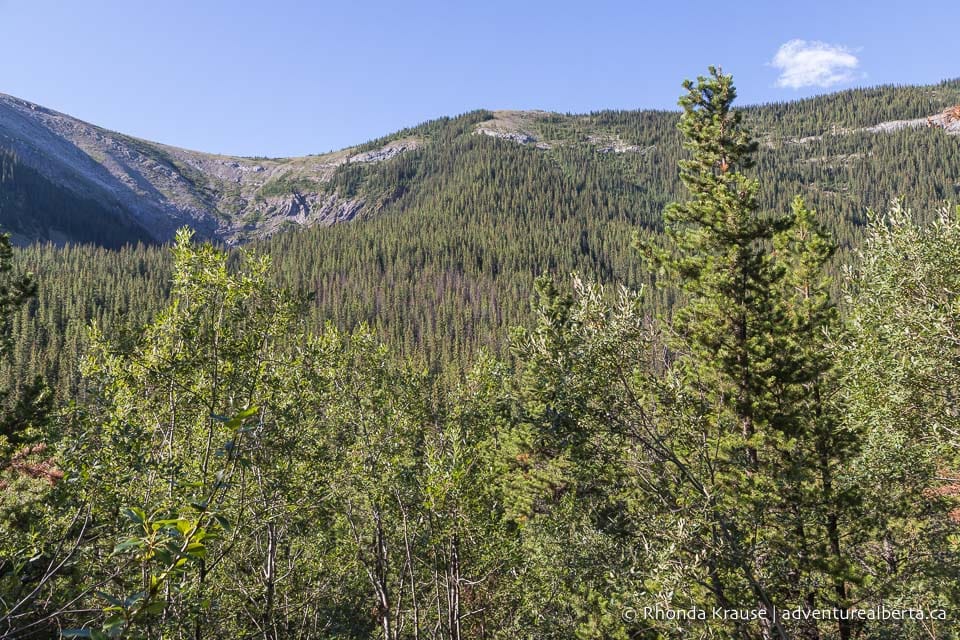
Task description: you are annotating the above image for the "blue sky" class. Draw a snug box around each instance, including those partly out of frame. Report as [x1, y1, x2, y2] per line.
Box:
[1, 0, 956, 157]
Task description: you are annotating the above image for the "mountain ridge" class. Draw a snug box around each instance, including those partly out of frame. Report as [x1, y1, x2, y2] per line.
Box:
[1, 79, 960, 247]
[5, 78, 960, 391]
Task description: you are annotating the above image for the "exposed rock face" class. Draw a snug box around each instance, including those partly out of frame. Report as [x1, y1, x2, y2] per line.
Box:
[475, 119, 660, 155]
[4, 93, 959, 247]
[229, 192, 365, 240]
[929, 106, 960, 133]
[476, 128, 537, 144]
[0, 93, 417, 244]
[863, 107, 960, 134]
[263, 192, 364, 226]
[779, 106, 960, 145]
[348, 140, 419, 163]
[587, 135, 654, 154]
[598, 144, 643, 153]
[0, 93, 215, 241]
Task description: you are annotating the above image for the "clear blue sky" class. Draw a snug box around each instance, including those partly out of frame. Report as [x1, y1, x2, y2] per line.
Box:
[1, 0, 956, 157]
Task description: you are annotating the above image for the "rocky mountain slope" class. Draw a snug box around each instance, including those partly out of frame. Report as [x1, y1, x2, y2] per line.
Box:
[0, 92, 426, 244]
[1, 82, 959, 246]
[6, 79, 960, 391]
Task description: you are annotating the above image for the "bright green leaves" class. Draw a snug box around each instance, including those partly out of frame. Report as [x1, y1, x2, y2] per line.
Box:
[832, 202, 960, 621]
[16, 75, 960, 640]
[221, 405, 259, 429]
[86, 405, 242, 640]
[122, 506, 145, 525]
[72, 230, 292, 638]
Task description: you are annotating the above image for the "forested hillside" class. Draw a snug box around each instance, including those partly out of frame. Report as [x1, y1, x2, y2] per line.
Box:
[0, 149, 152, 247]
[4, 68, 960, 639]
[2, 79, 960, 400]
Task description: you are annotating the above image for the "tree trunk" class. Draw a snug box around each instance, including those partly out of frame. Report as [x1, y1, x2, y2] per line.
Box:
[447, 536, 461, 640]
[374, 513, 392, 640]
[263, 520, 277, 640]
[814, 386, 850, 640]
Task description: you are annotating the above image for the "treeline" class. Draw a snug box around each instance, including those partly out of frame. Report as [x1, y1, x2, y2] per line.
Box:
[2, 69, 960, 639]
[4, 79, 960, 399]
[0, 149, 152, 248]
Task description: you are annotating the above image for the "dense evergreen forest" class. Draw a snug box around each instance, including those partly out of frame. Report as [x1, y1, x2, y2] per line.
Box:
[0, 149, 152, 249]
[2, 70, 960, 638]
[3, 78, 960, 401]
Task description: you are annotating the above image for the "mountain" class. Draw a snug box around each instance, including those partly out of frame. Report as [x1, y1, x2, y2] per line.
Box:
[0, 92, 392, 245]
[3, 82, 959, 247]
[4, 79, 960, 398]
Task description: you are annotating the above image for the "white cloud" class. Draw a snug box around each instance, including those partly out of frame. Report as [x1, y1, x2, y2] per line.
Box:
[771, 40, 860, 89]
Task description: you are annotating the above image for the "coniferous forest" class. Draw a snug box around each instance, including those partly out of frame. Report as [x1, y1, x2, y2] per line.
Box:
[2, 69, 960, 639]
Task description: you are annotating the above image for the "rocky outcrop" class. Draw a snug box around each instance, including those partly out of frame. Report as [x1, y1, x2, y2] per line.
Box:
[348, 140, 420, 163]
[5, 90, 958, 247]
[217, 191, 366, 243]
[0, 92, 420, 245]
[587, 135, 654, 154]
[863, 107, 960, 134]
[264, 192, 364, 226]
[476, 128, 537, 144]
[928, 105, 960, 133]
[780, 106, 960, 146]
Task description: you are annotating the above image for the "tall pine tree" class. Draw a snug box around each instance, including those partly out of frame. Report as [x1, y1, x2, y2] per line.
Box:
[640, 67, 855, 639]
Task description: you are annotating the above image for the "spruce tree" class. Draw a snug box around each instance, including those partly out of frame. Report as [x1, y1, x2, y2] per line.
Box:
[640, 67, 853, 639]
[0, 232, 48, 448]
[768, 197, 857, 640]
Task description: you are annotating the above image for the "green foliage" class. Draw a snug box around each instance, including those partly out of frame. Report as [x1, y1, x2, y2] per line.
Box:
[6, 80, 960, 399]
[258, 173, 323, 198]
[0, 231, 60, 638]
[3, 73, 960, 640]
[53, 229, 299, 637]
[626, 67, 858, 638]
[0, 232, 37, 358]
[832, 202, 960, 637]
[504, 276, 655, 638]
